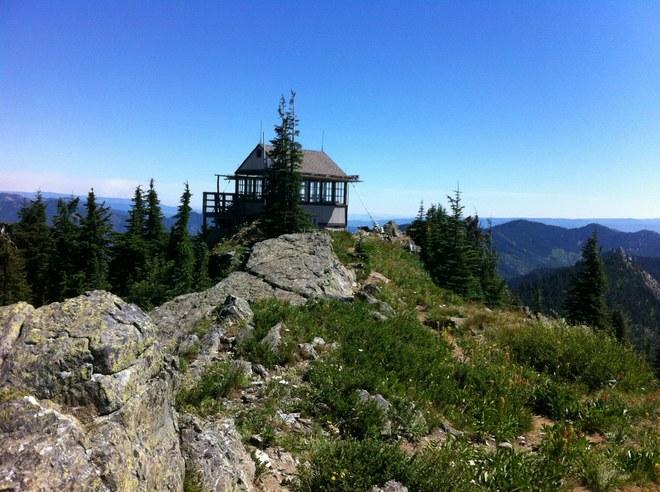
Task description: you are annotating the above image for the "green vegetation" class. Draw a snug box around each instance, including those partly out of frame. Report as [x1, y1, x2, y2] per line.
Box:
[176, 232, 658, 491]
[176, 361, 249, 416]
[0, 181, 214, 310]
[407, 191, 507, 307]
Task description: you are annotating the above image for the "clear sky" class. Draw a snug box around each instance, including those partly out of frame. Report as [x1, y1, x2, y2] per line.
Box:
[2, 1, 659, 218]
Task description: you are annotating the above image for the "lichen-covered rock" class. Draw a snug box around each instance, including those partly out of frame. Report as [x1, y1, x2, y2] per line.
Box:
[0, 291, 161, 414]
[179, 413, 255, 491]
[0, 292, 185, 491]
[151, 271, 304, 353]
[246, 232, 355, 300]
[0, 396, 108, 491]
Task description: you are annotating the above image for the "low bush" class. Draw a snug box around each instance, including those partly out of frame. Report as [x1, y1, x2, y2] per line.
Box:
[495, 320, 656, 391]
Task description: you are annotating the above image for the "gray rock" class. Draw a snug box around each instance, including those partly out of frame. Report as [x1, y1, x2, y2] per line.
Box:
[236, 323, 256, 345]
[246, 232, 355, 300]
[0, 292, 185, 491]
[383, 220, 402, 238]
[261, 322, 284, 353]
[298, 343, 319, 360]
[252, 363, 269, 378]
[370, 480, 409, 492]
[311, 336, 326, 348]
[441, 419, 464, 438]
[372, 311, 389, 322]
[0, 395, 109, 491]
[179, 413, 255, 491]
[498, 441, 514, 450]
[151, 271, 304, 353]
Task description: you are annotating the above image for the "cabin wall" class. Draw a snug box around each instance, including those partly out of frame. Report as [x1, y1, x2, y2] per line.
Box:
[302, 204, 347, 228]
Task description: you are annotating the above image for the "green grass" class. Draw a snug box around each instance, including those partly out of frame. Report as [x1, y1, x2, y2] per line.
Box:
[182, 232, 659, 491]
[176, 361, 249, 416]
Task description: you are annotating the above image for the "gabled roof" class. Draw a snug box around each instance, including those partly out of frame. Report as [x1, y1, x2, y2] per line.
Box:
[235, 144, 351, 179]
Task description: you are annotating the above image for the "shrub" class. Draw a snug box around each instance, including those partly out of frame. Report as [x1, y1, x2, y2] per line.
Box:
[495, 320, 656, 391]
[293, 438, 407, 492]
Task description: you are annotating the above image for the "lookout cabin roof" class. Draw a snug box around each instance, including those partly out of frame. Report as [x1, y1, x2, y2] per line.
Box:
[234, 144, 358, 181]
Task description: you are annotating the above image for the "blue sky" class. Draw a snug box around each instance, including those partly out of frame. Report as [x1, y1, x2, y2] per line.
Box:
[2, 1, 659, 218]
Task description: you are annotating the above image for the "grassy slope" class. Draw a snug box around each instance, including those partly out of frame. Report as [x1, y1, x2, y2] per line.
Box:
[183, 232, 660, 492]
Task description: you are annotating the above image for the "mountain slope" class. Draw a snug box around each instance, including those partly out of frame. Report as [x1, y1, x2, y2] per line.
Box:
[493, 219, 660, 278]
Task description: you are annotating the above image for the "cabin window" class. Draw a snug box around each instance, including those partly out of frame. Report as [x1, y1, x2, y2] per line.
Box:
[319, 182, 329, 203]
[300, 181, 308, 201]
[237, 179, 246, 196]
[310, 181, 321, 203]
[335, 183, 345, 205]
[254, 179, 263, 199]
[325, 182, 331, 204]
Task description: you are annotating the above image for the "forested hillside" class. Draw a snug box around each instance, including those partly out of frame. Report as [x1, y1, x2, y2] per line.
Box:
[510, 250, 660, 362]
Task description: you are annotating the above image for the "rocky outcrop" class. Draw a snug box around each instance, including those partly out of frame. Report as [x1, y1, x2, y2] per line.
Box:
[0, 291, 184, 491]
[179, 414, 255, 492]
[0, 231, 357, 491]
[246, 233, 355, 300]
[151, 271, 304, 353]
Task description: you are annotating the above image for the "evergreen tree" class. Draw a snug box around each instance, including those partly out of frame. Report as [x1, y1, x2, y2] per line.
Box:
[610, 309, 628, 343]
[110, 186, 148, 297]
[0, 225, 31, 305]
[193, 234, 211, 290]
[80, 189, 112, 290]
[262, 93, 310, 237]
[407, 201, 427, 248]
[144, 178, 166, 246]
[442, 190, 479, 298]
[168, 183, 195, 295]
[13, 192, 52, 306]
[565, 231, 609, 330]
[47, 197, 84, 301]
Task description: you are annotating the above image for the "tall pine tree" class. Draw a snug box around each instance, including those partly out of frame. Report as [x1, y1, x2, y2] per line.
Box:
[262, 93, 310, 237]
[80, 189, 112, 291]
[565, 231, 609, 330]
[144, 178, 165, 246]
[47, 197, 83, 301]
[14, 192, 52, 306]
[0, 225, 31, 305]
[168, 183, 195, 296]
[110, 186, 149, 297]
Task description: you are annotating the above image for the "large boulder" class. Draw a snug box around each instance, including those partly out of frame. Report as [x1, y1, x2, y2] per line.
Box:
[0, 292, 184, 491]
[246, 232, 355, 300]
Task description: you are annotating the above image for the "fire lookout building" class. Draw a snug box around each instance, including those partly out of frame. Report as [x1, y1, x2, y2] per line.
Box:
[203, 143, 359, 230]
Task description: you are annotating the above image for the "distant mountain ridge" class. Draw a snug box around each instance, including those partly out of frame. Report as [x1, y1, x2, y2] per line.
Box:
[492, 219, 660, 279]
[0, 192, 203, 233]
